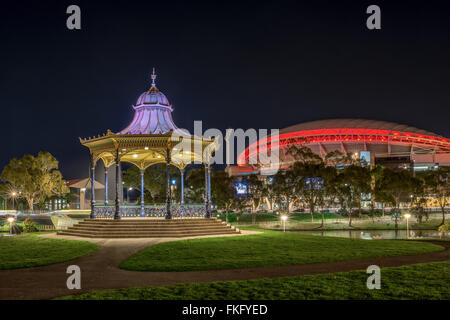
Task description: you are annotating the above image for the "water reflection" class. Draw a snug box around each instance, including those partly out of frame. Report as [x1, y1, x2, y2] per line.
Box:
[295, 229, 447, 240]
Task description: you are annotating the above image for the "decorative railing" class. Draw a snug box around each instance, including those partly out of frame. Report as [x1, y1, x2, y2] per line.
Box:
[93, 204, 206, 219]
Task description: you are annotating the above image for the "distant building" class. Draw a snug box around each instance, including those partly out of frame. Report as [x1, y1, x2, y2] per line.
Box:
[229, 119, 450, 176]
[65, 178, 105, 210]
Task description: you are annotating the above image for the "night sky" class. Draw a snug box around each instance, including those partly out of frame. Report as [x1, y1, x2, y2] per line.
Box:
[1, 0, 449, 179]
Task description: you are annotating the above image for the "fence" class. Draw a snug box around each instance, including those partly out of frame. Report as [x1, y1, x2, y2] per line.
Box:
[36, 224, 56, 231]
[230, 211, 450, 229]
[93, 204, 207, 219]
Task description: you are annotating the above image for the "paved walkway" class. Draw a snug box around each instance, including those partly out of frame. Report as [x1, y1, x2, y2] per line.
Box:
[0, 232, 449, 300]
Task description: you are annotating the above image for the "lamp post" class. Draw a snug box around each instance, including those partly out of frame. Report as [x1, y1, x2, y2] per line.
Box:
[7, 217, 15, 234]
[127, 187, 133, 204]
[281, 215, 287, 232]
[404, 213, 411, 238]
[170, 179, 177, 196]
[10, 192, 17, 211]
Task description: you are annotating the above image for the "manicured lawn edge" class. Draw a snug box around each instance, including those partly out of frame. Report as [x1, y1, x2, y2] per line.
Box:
[0, 233, 98, 270]
[58, 259, 450, 300]
[119, 229, 444, 272]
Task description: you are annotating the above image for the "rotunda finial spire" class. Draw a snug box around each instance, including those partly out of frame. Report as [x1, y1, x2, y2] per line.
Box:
[151, 67, 157, 87]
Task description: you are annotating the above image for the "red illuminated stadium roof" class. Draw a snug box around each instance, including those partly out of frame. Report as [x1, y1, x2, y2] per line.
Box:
[280, 119, 442, 137]
[237, 119, 450, 165]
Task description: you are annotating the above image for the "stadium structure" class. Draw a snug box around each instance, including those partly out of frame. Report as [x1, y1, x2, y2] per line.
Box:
[228, 119, 450, 177]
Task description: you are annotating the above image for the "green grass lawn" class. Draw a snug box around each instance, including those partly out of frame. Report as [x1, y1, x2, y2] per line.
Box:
[120, 230, 443, 272]
[0, 233, 98, 270]
[59, 259, 450, 300]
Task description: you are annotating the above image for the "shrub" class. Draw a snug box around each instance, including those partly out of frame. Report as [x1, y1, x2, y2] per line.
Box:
[11, 224, 23, 234]
[438, 222, 449, 238]
[23, 218, 37, 233]
[218, 212, 237, 223]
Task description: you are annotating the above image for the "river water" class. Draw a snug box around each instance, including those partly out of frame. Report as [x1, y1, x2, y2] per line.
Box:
[294, 229, 447, 240]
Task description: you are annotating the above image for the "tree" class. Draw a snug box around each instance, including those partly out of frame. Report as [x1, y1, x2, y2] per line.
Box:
[285, 145, 322, 219]
[242, 174, 265, 223]
[122, 164, 180, 203]
[288, 147, 370, 227]
[337, 165, 371, 227]
[319, 165, 338, 227]
[261, 177, 275, 211]
[210, 171, 236, 222]
[185, 168, 207, 203]
[372, 166, 394, 217]
[272, 169, 297, 215]
[380, 168, 417, 229]
[290, 161, 325, 222]
[324, 150, 354, 166]
[438, 222, 449, 238]
[1, 152, 69, 210]
[421, 167, 450, 226]
[0, 183, 21, 210]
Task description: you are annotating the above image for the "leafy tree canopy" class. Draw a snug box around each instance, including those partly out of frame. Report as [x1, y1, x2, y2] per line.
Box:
[1, 151, 69, 210]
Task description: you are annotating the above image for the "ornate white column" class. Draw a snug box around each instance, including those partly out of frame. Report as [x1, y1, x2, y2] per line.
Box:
[204, 164, 211, 218]
[140, 169, 145, 217]
[165, 148, 172, 219]
[180, 168, 185, 217]
[114, 149, 121, 220]
[104, 167, 109, 206]
[90, 155, 96, 219]
[208, 166, 212, 214]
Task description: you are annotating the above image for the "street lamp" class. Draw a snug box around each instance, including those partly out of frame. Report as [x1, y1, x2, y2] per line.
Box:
[281, 215, 287, 232]
[10, 191, 17, 210]
[7, 217, 15, 234]
[404, 213, 411, 238]
[127, 187, 133, 203]
[170, 179, 177, 196]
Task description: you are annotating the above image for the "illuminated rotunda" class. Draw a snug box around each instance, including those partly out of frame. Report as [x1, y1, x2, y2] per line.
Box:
[79, 70, 216, 219]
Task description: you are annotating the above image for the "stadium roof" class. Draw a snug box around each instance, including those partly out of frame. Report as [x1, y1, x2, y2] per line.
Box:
[281, 119, 441, 138]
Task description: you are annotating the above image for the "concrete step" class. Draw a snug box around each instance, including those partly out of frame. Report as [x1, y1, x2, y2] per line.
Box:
[77, 223, 226, 228]
[58, 229, 239, 238]
[77, 220, 225, 226]
[60, 229, 238, 235]
[82, 218, 220, 223]
[69, 226, 231, 232]
[58, 218, 238, 238]
[65, 226, 236, 233]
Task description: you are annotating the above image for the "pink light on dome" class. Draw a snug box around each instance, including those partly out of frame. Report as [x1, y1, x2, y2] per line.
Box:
[118, 69, 183, 135]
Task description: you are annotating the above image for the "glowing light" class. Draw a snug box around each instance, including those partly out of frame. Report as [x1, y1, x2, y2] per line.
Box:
[235, 182, 248, 194]
[237, 128, 450, 165]
[133, 154, 138, 158]
[281, 215, 287, 232]
[404, 213, 411, 239]
[7, 217, 14, 223]
[144, 147, 149, 150]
